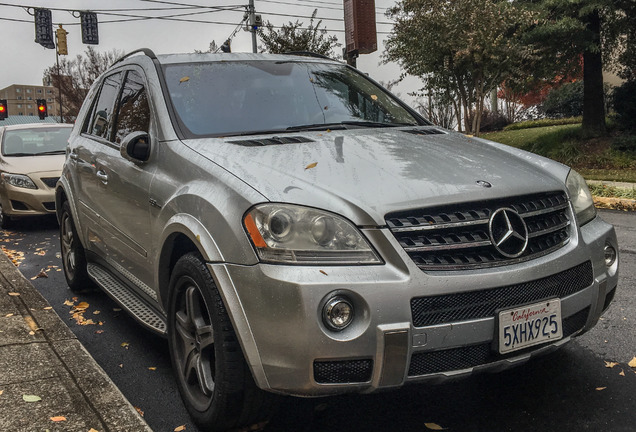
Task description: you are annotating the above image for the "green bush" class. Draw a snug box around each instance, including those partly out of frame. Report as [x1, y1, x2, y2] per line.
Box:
[611, 135, 636, 154]
[503, 117, 582, 131]
[612, 80, 636, 132]
[542, 81, 584, 118]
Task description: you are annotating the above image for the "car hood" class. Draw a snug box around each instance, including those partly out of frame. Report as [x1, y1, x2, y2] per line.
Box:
[183, 128, 570, 226]
[0, 154, 65, 175]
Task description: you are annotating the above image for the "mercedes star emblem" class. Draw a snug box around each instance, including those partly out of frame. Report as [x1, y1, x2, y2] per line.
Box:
[489, 208, 529, 258]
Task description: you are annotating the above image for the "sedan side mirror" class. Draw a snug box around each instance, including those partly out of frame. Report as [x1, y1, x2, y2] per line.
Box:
[121, 131, 151, 163]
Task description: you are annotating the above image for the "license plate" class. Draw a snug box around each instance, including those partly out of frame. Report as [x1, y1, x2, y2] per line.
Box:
[498, 299, 562, 354]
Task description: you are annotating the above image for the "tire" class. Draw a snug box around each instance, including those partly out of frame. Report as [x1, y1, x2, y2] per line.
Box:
[0, 202, 11, 230]
[59, 200, 93, 292]
[167, 252, 277, 431]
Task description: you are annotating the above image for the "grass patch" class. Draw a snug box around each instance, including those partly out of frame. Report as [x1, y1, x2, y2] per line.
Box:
[588, 183, 636, 199]
[503, 117, 582, 131]
[482, 125, 636, 185]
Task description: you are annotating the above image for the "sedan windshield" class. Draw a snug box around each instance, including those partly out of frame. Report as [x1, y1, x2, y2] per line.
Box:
[1, 127, 72, 156]
[163, 60, 425, 137]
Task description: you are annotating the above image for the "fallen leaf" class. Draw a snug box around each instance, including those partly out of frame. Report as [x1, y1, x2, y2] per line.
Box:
[35, 250, 47, 256]
[0, 390, 3, 396]
[174, 426, 186, 432]
[30, 269, 48, 280]
[43, 307, 52, 310]
[425, 423, 446, 430]
[5, 313, 14, 317]
[63, 300, 74, 306]
[29, 331, 35, 336]
[179, 76, 190, 84]
[148, 367, 157, 371]
[319, 270, 328, 276]
[629, 357, 636, 368]
[89, 429, 99, 432]
[121, 342, 129, 348]
[92, 310, 100, 315]
[22, 394, 41, 402]
[305, 162, 318, 170]
[95, 330, 104, 334]
[119, 364, 123, 368]
[619, 370, 625, 376]
[135, 406, 144, 417]
[370, 94, 378, 101]
[8, 292, 20, 296]
[74, 302, 89, 311]
[113, 308, 122, 312]
[596, 387, 607, 391]
[50, 416, 66, 422]
[604, 361, 619, 368]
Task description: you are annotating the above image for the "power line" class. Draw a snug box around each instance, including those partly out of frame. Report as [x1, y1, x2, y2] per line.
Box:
[259, 9, 393, 25]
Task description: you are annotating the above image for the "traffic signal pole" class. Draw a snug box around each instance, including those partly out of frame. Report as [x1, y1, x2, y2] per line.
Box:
[249, 0, 257, 53]
[54, 27, 64, 122]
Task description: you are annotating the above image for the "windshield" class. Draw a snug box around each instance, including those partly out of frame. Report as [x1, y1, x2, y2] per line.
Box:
[163, 60, 425, 137]
[1, 127, 72, 156]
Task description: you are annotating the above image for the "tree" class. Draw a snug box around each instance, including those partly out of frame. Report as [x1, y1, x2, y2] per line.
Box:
[516, 0, 635, 136]
[384, 0, 536, 135]
[43, 46, 123, 120]
[258, 9, 340, 57]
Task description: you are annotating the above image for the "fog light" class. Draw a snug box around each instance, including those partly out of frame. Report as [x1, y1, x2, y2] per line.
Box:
[604, 243, 617, 267]
[323, 296, 354, 331]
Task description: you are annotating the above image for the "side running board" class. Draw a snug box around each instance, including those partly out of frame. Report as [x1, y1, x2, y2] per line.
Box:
[87, 263, 167, 336]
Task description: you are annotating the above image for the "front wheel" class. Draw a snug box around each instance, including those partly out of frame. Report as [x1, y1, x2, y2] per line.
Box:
[167, 252, 276, 431]
[59, 201, 93, 292]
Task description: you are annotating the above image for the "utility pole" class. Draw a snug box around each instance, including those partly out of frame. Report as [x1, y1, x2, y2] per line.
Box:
[55, 32, 64, 123]
[248, 0, 257, 53]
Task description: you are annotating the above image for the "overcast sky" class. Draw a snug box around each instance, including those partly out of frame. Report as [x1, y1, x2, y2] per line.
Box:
[0, 0, 422, 105]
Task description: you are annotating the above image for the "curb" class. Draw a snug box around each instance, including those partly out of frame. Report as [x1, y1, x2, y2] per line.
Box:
[0, 251, 152, 431]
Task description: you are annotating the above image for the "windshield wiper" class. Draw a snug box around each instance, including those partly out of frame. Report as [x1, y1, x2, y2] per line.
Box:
[286, 121, 413, 131]
[37, 150, 66, 155]
[4, 153, 37, 157]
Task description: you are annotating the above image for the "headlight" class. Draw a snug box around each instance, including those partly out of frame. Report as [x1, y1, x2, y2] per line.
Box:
[566, 169, 596, 226]
[1, 173, 37, 189]
[243, 204, 382, 264]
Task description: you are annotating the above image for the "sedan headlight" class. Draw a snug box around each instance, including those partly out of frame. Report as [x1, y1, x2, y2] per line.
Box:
[566, 169, 596, 226]
[243, 204, 382, 264]
[1, 173, 37, 189]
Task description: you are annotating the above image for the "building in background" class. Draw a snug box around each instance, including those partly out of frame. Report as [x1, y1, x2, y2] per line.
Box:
[0, 83, 60, 119]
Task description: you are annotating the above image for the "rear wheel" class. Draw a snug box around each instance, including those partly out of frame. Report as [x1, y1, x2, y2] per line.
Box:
[168, 252, 276, 431]
[59, 201, 93, 292]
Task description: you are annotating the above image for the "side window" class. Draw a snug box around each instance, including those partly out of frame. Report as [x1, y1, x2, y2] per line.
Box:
[114, 70, 150, 144]
[87, 72, 122, 140]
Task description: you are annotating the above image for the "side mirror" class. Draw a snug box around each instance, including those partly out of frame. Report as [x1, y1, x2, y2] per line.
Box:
[121, 131, 151, 163]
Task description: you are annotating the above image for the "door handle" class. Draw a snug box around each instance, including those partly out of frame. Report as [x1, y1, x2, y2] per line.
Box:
[96, 170, 108, 183]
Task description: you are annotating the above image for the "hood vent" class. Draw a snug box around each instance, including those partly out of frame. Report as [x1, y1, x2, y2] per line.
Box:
[228, 136, 314, 146]
[401, 128, 446, 136]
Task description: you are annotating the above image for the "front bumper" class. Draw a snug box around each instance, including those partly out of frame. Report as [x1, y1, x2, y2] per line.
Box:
[0, 170, 59, 217]
[210, 214, 618, 396]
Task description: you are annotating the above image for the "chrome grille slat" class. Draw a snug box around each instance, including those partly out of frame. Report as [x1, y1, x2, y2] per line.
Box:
[386, 191, 571, 270]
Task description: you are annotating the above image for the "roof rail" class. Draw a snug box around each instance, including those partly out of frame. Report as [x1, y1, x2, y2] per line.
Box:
[282, 51, 332, 60]
[113, 48, 158, 66]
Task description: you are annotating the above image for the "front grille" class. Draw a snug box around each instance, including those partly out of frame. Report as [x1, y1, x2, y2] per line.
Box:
[314, 359, 373, 384]
[410, 261, 593, 327]
[386, 191, 571, 270]
[408, 307, 590, 377]
[41, 177, 59, 188]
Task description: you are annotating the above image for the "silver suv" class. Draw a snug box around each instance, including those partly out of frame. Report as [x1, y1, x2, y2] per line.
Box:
[56, 49, 619, 431]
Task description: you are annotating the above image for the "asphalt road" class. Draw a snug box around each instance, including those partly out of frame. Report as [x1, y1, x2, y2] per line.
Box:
[3, 209, 635, 432]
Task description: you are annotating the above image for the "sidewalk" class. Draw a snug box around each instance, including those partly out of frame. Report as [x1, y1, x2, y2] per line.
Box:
[0, 252, 151, 431]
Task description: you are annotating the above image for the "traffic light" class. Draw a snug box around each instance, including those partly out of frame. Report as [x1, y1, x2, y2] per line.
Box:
[37, 99, 48, 120]
[221, 39, 231, 53]
[80, 12, 99, 45]
[56, 25, 68, 55]
[34, 8, 55, 49]
[253, 14, 263, 30]
[0, 100, 7, 120]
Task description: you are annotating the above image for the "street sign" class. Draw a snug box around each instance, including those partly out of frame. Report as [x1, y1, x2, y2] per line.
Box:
[81, 12, 99, 45]
[34, 8, 55, 49]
